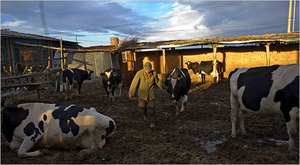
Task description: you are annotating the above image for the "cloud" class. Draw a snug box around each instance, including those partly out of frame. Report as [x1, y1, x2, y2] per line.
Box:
[142, 2, 212, 42]
[1, 1, 149, 36]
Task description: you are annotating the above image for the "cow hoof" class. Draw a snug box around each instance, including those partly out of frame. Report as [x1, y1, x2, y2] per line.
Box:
[150, 122, 155, 128]
[288, 151, 298, 160]
[231, 134, 237, 138]
[78, 151, 86, 161]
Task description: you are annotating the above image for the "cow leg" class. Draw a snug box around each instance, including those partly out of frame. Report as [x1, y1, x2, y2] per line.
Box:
[174, 100, 179, 116]
[118, 81, 123, 97]
[180, 95, 188, 112]
[77, 83, 82, 96]
[286, 107, 299, 152]
[17, 136, 43, 157]
[238, 110, 247, 135]
[78, 136, 106, 160]
[202, 74, 205, 83]
[230, 93, 239, 138]
[63, 79, 68, 100]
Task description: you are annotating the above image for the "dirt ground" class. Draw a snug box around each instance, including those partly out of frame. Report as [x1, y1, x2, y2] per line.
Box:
[1, 79, 299, 164]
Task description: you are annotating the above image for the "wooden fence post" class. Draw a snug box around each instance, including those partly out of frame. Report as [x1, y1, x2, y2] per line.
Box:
[212, 44, 218, 83]
[162, 49, 166, 74]
[265, 43, 271, 66]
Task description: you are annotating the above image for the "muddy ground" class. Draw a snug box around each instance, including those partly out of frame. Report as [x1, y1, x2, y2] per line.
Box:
[1, 79, 299, 164]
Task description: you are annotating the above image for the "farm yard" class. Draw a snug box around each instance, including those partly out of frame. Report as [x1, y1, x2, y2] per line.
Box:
[1, 79, 299, 164]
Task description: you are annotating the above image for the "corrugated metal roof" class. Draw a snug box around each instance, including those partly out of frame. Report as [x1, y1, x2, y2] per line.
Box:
[126, 32, 300, 50]
[1, 29, 76, 43]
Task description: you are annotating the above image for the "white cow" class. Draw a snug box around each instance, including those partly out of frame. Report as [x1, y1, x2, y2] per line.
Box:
[1, 103, 116, 158]
[229, 64, 299, 151]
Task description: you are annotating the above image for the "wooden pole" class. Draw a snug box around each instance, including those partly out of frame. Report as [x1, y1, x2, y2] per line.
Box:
[287, 0, 293, 33]
[292, 0, 296, 32]
[265, 43, 271, 66]
[212, 44, 217, 83]
[60, 38, 63, 70]
[109, 52, 113, 68]
[162, 49, 166, 74]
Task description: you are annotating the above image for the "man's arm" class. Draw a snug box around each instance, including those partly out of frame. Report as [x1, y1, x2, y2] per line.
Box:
[154, 72, 164, 90]
[128, 71, 140, 98]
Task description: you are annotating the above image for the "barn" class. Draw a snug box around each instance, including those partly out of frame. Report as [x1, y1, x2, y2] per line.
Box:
[119, 32, 299, 83]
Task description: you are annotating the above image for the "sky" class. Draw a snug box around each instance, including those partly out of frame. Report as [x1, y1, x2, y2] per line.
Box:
[1, 0, 299, 47]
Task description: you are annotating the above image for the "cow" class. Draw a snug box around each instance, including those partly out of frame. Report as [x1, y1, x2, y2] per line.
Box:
[229, 64, 299, 151]
[61, 68, 94, 100]
[185, 60, 224, 83]
[1, 102, 116, 159]
[100, 68, 122, 102]
[165, 68, 191, 116]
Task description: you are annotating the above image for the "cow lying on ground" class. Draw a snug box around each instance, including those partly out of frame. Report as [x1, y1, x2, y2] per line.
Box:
[185, 60, 224, 83]
[229, 64, 299, 151]
[1, 102, 116, 158]
[61, 68, 94, 100]
[165, 68, 191, 115]
[100, 68, 122, 102]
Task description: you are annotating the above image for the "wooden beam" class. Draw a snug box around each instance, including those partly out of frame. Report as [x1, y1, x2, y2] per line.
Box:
[14, 41, 61, 50]
[162, 49, 166, 74]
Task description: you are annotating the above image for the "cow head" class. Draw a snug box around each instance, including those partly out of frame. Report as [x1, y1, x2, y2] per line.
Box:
[166, 68, 186, 100]
[100, 70, 118, 97]
[83, 69, 94, 80]
[185, 61, 192, 69]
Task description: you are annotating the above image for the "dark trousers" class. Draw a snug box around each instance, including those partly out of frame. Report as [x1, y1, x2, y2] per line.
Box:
[138, 99, 155, 123]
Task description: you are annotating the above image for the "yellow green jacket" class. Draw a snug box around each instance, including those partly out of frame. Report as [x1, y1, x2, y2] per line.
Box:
[129, 69, 163, 100]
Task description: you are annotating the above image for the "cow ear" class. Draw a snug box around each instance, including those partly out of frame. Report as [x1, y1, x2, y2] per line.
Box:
[100, 73, 105, 77]
[112, 72, 117, 76]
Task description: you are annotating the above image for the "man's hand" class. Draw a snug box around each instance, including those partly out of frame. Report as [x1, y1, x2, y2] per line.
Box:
[128, 94, 132, 99]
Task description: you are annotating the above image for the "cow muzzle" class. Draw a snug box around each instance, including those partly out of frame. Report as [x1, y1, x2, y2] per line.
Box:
[169, 94, 175, 100]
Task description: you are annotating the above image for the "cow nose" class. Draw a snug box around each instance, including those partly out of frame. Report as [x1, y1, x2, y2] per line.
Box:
[169, 94, 175, 100]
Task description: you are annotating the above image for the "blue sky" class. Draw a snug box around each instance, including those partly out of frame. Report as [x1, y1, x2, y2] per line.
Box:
[1, 1, 299, 47]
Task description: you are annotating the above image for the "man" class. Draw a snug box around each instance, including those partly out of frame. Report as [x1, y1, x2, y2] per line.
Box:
[128, 62, 163, 128]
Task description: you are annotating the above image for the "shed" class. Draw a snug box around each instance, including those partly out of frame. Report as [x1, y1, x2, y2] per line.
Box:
[1, 29, 79, 76]
[120, 32, 299, 83]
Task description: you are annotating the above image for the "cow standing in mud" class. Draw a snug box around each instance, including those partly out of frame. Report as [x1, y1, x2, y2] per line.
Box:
[1, 102, 116, 159]
[61, 68, 94, 100]
[185, 60, 224, 83]
[165, 68, 191, 115]
[100, 68, 122, 102]
[229, 64, 299, 151]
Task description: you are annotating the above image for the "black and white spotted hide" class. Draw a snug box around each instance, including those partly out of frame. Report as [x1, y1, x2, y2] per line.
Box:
[100, 68, 122, 102]
[62, 68, 94, 100]
[1, 103, 116, 158]
[165, 68, 191, 116]
[229, 64, 299, 151]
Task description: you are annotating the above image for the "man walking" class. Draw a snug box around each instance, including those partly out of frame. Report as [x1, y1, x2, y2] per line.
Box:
[128, 62, 163, 128]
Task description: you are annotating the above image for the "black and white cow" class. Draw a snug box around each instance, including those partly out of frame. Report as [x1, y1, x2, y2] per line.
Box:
[1, 102, 116, 158]
[165, 68, 191, 115]
[185, 60, 224, 83]
[229, 64, 299, 151]
[100, 68, 122, 102]
[62, 68, 94, 99]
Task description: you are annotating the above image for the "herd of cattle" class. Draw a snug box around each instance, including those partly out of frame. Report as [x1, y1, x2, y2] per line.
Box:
[1, 60, 299, 159]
